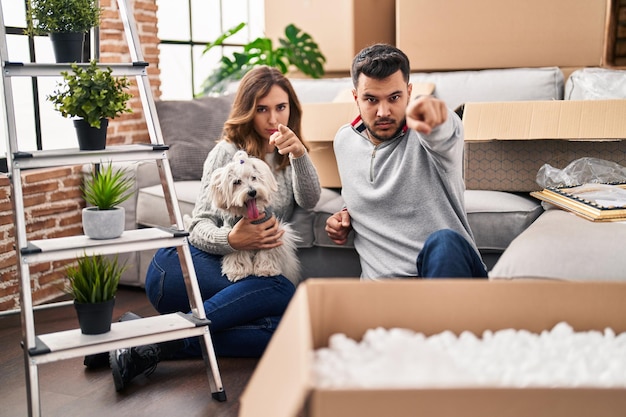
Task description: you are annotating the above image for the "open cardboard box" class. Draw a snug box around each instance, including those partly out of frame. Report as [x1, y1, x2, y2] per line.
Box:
[240, 279, 626, 417]
[302, 83, 436, 188]
[463, 99, 626, 192]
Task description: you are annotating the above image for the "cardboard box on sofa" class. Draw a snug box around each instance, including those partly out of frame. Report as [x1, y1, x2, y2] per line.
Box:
[240, 279, 626, 417]
[463, 99, 626, 192]
[396, 0, 609, 71]
[302, 102, 359, 188]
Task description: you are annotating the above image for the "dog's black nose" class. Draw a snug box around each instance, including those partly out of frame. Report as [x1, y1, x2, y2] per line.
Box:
[247, 189, 257, 198]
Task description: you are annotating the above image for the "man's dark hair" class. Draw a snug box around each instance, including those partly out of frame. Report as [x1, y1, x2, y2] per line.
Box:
[351, 44, 411, 88]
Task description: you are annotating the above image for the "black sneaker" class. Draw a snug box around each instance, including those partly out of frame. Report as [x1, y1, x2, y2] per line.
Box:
[110, 344, 161, 392]
[83, 311, 143, 369]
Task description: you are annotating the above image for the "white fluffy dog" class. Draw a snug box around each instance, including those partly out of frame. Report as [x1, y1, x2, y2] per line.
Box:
[209, 150, 300, 282]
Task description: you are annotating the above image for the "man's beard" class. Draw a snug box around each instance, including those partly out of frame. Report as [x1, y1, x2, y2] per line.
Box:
[363, 117, 406, 143]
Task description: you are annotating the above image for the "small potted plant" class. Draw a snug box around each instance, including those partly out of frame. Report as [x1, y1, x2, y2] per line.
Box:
[65, 253, 127, 334]
[82, 162, 134, 239]
[25, 0, 102, 63]
[47, 60, 133, 150]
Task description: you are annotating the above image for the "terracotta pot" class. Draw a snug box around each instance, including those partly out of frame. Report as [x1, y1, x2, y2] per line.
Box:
[74, 298, 115, 335]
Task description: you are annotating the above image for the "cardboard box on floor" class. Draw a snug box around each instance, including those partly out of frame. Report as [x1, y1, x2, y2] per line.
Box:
[396, 0, 610, 71]
[302, 83, 436, 188]
[240, 279, 626, 417]
[463, 99, 626, 192]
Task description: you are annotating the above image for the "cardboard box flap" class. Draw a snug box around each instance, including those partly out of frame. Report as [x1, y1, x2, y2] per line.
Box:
[464, 100, 626, 142]
[239, 286, 313, 417]
[310, 387, 626, 417]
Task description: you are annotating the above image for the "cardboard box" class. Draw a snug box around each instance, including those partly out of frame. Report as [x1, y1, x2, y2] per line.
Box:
[302, 83, 436, 188]
[265, 0, 395, 72]
[396, 0, 609, 71]
[463, 99, 626, 192]
[240, 279, 626, 417]
[302, 102, 359, 188]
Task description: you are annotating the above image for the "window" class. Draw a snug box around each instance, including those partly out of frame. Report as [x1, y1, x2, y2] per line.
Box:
[0, 0, 264, 157]
[0, 1, 95, 155]
[156, 0, 265, 100]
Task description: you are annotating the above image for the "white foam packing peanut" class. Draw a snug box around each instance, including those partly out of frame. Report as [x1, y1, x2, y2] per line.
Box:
[311, 322, 626, 389]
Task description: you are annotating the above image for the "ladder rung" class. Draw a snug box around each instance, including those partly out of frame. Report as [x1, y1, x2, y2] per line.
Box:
[21, 228, 188, 264]
[3, 61, 149, 77]
[12, 144, 169, 170]
[30, 312, 210, 365]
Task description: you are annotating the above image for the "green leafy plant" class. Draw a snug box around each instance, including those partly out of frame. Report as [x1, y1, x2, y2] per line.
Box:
[199, 23, 326, 95]
[47, 60, 132, 129]
[25, 0, 101, 36]
[65, 253, 127, 303]
[82, 162, 134, 210]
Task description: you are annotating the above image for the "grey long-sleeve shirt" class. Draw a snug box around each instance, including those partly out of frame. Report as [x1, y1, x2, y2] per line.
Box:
[334, 111, 479, 280]
[188, 140, 321, 256]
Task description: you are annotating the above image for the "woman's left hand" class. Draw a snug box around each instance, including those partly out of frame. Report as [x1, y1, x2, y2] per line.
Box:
[270, 124, 305, 158]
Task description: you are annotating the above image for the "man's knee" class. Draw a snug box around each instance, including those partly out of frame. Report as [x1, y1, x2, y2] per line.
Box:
[425, 229, 463, 247]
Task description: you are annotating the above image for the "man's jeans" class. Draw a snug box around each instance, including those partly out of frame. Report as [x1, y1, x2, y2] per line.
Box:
[417, 229, 488, 278]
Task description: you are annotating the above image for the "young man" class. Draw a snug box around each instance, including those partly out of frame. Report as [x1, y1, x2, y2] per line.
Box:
[325, 44, 487, 280]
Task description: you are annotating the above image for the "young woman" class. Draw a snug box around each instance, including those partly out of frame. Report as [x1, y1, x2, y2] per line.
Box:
[109, 66, 321, 391]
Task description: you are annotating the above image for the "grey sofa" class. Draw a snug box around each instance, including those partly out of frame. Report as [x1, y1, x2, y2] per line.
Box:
[116, 66, 625, 287]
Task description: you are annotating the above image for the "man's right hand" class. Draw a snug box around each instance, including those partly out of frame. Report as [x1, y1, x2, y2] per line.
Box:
[325, 209, 352, 245]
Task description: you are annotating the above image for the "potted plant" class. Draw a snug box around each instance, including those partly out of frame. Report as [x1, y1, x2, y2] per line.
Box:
[25, 0, 102, 63]
[47, 60, 133, 150]
[199, 22, 326, 95]
[82, 162, 134, 239]
[65, 253, 127, 334]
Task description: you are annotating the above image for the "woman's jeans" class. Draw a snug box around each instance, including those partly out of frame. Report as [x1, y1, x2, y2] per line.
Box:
[416, 229, 488, 278]
[145, 245, 296, 358]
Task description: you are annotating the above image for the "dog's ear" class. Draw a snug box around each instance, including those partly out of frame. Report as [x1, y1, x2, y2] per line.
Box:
[253, 159, 278, 193]
[209, 166, 230, 209]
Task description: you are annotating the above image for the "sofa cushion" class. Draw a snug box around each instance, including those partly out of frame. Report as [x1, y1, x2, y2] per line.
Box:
[137, 181, 199, 228]
[155, 95, 234, 181]
[465, 190, 544, 252]
[410, 67, 564, 111]
[490, 208, 626, 280]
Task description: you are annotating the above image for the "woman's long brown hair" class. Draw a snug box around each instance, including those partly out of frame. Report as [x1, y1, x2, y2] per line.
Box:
[222, 66, 308, 170]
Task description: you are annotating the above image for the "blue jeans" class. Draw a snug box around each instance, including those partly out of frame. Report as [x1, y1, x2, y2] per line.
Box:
[416, 229, 488, 278]
[145, 245, 296, 358]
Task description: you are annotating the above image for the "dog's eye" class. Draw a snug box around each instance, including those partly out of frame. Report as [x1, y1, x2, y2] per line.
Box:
[233, 179, 242, 185]
[251, 176, 257, 181]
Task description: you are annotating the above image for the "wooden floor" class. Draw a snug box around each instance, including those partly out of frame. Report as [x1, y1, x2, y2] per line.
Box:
[0, 286, 258, 417]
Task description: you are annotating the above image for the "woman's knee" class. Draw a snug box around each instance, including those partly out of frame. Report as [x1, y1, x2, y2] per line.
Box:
[145, 247, 189, 313]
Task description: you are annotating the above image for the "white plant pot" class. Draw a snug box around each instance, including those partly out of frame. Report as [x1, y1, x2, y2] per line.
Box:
[82, 207, 125, 239]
